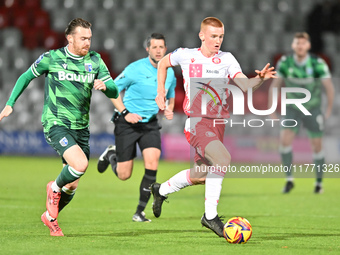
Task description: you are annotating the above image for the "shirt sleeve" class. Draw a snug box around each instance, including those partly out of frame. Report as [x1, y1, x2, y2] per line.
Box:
[315, 58, 331, 78]
[113, 64, 134, 93]
[276, 56, 286, 78]
[6, 52, 49, 107]
[30, 51, 50, 77]
[97, 58, 113, 83]
[226, 53, 242, 79]
[96, 58, 119, 98]
[169, 48, 184, 67]
[6, 68, 36, 107]
[166, 69, 177, 99]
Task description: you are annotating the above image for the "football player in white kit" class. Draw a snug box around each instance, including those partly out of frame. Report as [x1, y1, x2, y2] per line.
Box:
[151, 17, 276, 237]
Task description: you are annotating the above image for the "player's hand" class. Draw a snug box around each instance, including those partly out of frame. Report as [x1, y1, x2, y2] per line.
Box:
[93, 79, 107, 91]
[164, 109, 174, 120]
[255, 63, 277, 80]
[0, 105, 13, 122]
[124, 113, 142, 124]
[155, 91, 166, 110]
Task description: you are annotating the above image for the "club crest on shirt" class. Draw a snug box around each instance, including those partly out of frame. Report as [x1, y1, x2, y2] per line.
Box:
[205, 131, 216, 137]
[85, 63, 92, 72]
[212, 57, 221, 64]
[59, 137, 68, 147]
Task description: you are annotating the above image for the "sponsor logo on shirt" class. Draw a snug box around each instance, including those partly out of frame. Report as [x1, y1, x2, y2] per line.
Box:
[189, 64, 203, 77]
[191, 58, 195, 63]
[58, 71, 95, 83]
[62, 63, 67, 69]
[206, 69, 219, 74]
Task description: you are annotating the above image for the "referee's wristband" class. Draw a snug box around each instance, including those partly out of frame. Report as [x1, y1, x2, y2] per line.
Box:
[121, 108, 130, 117]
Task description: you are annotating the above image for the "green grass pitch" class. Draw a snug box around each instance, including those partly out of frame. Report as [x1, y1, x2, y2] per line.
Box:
[0, 156, 339, 255]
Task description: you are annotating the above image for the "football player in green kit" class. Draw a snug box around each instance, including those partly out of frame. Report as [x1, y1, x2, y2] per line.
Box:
[268, 32, 334, 194]
[0, 18, 119, 236]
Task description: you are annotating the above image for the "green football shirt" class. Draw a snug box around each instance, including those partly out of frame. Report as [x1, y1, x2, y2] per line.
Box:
[7, 46, 118, 132]
[276, 54, 331, 110]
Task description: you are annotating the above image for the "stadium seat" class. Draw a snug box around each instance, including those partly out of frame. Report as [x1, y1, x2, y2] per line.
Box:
[261, 33, 282, 54]
[32, 9, 50, 30]
[218, 0, 237, 12]
[2, 0, 20, 8]
[143, 0, 159, 10]
[2, 27, 22, 48]
[268, 12, 285, 32]
[131, 10, 153, 31]
[111, 9, 134, 31]
[12, 48, 30, 72]
[164, 30, 183, 52]
[243, 32, 259, 53]
[172, 11, 190, 31]
[182, 0, 197, 11]
[250, 13, 267, 32]
[43, 30, 62, 50]
[0, 48, 10, 70]
[0, 7, 11, 28]
[151, 10, 170, 32]
[23, 0, 41, 9]
[182, 31, 200, 49]
[92, 9, 112, 30]
[41, 0, 61, 10]
[221, 32, 243, 53]
[230, 12, 248, 32]
[161, 0, 179, 10]
[81, 0, 102, 10]
[102, 0, 115, 10]
[12, 9, 31, 31]
[112, 50, 132, 73]
[257, 0, 276, 12]
[50, 9, 73, 31]
[23, 28, 43, 49]
[239, 0, 257, 12]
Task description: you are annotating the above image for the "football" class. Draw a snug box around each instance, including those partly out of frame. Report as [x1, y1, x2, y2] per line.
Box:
[223, 217, 252, 244]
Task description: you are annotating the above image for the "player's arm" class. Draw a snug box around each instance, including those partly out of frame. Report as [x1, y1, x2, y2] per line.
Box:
[322, 78, 335, 120]
[0, 68, 37, 122]
[95, 58, 119, 98]
[164, 72, 176, 120]
[156, 53, 172, 110]
[110, 95, 142, 124]
[233, 63, 276, 92]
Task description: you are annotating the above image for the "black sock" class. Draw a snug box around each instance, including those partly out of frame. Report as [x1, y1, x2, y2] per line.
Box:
[136, 169, 157, 214]
[108, 152, 118, 176]
[58, 189, 75, 213]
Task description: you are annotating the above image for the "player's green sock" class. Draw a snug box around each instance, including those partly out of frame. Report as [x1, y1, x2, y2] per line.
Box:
[56, 165, 84, 188]
[280, 146, 293, 178]
[59, 187, 76, 212]
[314, 151, 325, 183]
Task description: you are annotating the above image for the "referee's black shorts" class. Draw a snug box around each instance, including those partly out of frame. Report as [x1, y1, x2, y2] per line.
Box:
[113, 115, 161, 162]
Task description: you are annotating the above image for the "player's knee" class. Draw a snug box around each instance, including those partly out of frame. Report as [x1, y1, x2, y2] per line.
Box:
[117, 172, 131, 181]
[72, 160, 88, 173]
[190, 177, 206, 185]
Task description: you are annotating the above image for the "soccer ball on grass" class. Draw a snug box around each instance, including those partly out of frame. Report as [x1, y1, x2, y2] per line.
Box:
[223, 216, 252, 244]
